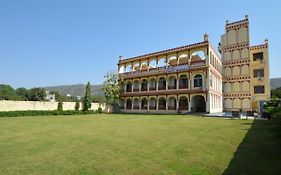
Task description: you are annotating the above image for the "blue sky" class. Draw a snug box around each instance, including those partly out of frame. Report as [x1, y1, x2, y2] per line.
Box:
[0, 0, 280, 88]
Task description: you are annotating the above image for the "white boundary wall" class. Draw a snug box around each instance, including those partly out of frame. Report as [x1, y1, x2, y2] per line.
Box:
[0, 100, 110, 112]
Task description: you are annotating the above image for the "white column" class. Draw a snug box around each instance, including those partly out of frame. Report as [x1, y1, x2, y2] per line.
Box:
[124, 99, 127, 110]
[139, 82, 141, 92]
[139, 99, 141, 110]
[188, 101, 191, 112]
[177, 79, 179, 89]
[166, 76, 168, 90]
[166, 99, 168, 110]
[206, 70, 210, 90]
[156, 99, 159, 110]
[148, 81, 150, 91]
[176, 99, 179, 110]
[206, 93, 210, 113]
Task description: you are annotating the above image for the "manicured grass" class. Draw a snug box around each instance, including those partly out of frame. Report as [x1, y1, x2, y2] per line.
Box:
[0, 114, 280, 175]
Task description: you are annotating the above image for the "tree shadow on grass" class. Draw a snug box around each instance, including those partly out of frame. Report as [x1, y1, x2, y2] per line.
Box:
[223, 120, 281, 175]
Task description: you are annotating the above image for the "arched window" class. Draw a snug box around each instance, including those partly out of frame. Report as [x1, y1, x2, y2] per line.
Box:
[179, 74, 188, 89]
[194, 74, 203, 88]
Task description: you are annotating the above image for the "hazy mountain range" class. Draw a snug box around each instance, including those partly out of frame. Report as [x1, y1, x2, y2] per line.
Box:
[271, 78, 281, 90]
[43, 78, 281, 97]
[44, 84, 103, 97]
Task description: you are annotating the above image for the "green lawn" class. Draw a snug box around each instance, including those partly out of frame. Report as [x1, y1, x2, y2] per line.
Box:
[0, 114, 280, 175]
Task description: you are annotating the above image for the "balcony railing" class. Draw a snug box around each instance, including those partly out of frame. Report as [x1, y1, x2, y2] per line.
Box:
[141, 88, 148, 91]
[179, 85, 188, 89]
[126, 88, 132, 92]
[158, 86, 166, 90]
[149, 87, 156, 91]
[133, 106, 139, 110]
[168, 86, 176, 90]
[126, 105, 132, 110]
[133, 88, 139, 92]
[149, 106, 156, 110]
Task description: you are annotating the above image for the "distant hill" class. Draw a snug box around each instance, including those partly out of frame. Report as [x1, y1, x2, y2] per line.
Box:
[44, 84, 104, 97]
[271, 78, 281, 90]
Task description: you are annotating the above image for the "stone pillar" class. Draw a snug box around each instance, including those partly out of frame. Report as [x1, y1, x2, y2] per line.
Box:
[139, 80, 141, 92]
[176, 99, 179, 110]
[166, 75, 168, 90]
[139, 99, 142, 110]
[177, 79, 179, 90]
[206, 70, 210, 90]
[156, 99, 159, 110]
[124, 99, 127, 110]
[147, 98, 150, 110]
[206, 93, 210, 113]
[156, 80, 159, 91]
[147, 81, 150, 91]
[166, 99, 168, 111]
[188, 101, 191, 112]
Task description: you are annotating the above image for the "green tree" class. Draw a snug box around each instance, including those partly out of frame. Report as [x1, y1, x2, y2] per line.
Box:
[75, 101, 80, 111]
[101, 71, 120, 105]
[57, 99, 63, 111]
[0, 84, 18, 100]
[271, 87, 281, 98]
[28, 88, 46, 101]
[82, 82, 92, 111]
[16, 88, 29, 101]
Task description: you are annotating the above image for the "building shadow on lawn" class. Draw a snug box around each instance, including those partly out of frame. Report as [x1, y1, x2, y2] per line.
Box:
[222, 119, 281, 175]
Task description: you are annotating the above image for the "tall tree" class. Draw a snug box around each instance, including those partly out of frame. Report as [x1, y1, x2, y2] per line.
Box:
[28, 88, 46, 101]
[102, 71, 120, 105]
[16, 88, 29, 101]
[82, 82, 92, 111]
[0, 84, 18, 100]
[57, 98, 63, 111]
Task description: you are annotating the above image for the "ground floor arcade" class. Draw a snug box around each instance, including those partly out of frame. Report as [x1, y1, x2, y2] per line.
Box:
[120, 92, 222, 114]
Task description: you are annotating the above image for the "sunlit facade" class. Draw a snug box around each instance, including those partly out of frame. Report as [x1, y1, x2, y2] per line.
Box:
[118, 34, 223, 114]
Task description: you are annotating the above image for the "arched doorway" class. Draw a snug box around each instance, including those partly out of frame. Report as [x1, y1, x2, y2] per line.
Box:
[191, 95, 206, 112]
[141, 98, 148, 110]
[149, 98, 157, 110]
[168, 97, 176, 110]
[179, 96, 188, 110]
[133, 98, 139, 110]
[158, 77, 166, 90]
[126, 99, 132, 110]
[158, 97, 166, 110]
[179, 74, 188, 89]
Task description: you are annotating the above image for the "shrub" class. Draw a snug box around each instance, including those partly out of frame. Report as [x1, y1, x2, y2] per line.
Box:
[75, 101, 80, 111]
[57, 100, 63, 111]
[0, 110, 96, 117]
[96, 107, 103, 114]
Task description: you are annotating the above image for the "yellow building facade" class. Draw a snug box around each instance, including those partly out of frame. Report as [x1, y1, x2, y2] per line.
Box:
[219, 16, 270, 113]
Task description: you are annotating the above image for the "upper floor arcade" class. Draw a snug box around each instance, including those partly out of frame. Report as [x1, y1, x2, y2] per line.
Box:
[118, 34, 222, 79]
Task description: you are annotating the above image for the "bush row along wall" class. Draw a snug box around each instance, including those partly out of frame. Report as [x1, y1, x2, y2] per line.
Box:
[0, 100, 110, 112]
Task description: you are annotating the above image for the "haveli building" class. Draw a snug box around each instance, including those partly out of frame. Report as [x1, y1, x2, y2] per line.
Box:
[118, 16, 270, 114]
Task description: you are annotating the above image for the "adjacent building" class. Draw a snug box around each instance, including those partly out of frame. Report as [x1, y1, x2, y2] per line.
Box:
[219, 15, 270, 113]
[118, 34, 223, 114]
